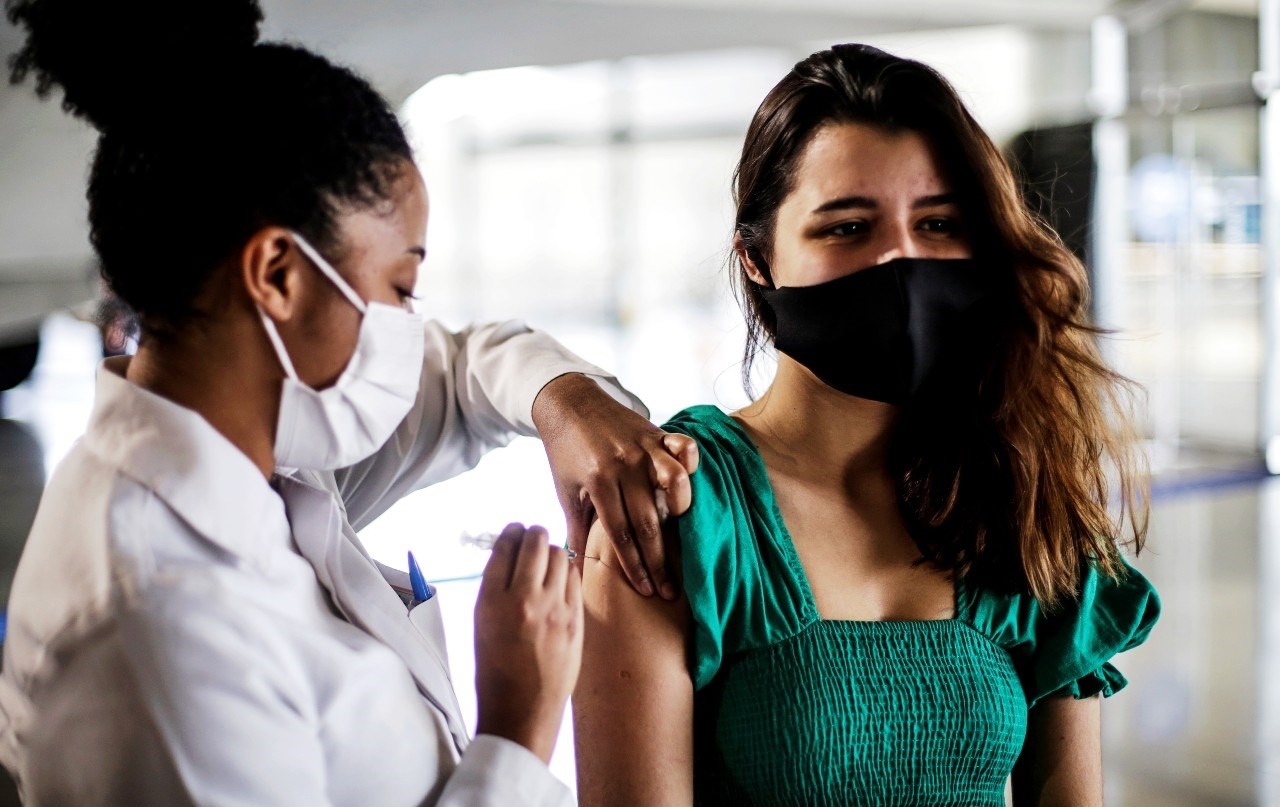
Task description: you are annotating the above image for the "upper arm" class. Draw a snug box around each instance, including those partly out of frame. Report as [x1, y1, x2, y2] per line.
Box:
[335, 320, 638, 530]
[1012, 694, 1102, 807]
[334, 320, 532, 528]
[573, 519, 695, 806]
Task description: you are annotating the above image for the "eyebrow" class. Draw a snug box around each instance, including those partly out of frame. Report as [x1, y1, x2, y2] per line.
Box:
[810, 192, 959, 215]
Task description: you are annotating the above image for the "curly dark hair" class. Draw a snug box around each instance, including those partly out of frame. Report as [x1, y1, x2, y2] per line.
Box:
[6, 0, 414, 337]
[732, 44, 1147, 610]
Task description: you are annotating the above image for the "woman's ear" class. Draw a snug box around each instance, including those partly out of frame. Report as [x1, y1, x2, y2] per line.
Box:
[733, 232, 771, 287]
[241, 227, 305, 322]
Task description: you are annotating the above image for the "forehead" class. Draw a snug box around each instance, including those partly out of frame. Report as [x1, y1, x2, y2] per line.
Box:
[341, 168, 429, 240]
[385, 166, 430, 239]
[788, 123, 951, 206]
[332, 168, 429, 275]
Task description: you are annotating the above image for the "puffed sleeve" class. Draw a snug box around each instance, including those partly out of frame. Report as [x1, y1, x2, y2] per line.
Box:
[664, 407, 817, 691]
[958, 559, 1161, 708]
[334, 319, 647, 531]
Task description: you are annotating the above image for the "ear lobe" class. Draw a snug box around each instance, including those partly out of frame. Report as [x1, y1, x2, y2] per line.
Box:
[241, 227, 299, 321]
[733, 233, 771, 287]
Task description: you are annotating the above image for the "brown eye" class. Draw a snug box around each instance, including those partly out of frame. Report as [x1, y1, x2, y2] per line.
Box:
[827, 220, 868, 237]
[919, 217, 961, 235]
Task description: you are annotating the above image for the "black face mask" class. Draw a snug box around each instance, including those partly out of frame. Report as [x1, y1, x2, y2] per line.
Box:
[758, 257, 999, 405]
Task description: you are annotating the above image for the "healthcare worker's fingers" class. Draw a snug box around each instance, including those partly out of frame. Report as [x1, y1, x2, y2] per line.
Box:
[544, 545, 570, 594]
[649, 433, 699, 519]
[481, 522, 523, 592]
[510, 526, 550, 593]
[474, 522, 583, 765]
[489, 522, 528, 590]
[664, 433, 700, 474]
[589, 481, 653, 598]
[532, 373, 686, 590]
[619, 467, 671, 600]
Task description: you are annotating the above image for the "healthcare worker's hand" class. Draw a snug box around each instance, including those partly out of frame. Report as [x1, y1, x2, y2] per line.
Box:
[474, 524, 582, 764]
[533, 373, 700, 601]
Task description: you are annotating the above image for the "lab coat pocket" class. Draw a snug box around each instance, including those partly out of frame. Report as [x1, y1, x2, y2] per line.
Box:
[407, 588, 450, 670]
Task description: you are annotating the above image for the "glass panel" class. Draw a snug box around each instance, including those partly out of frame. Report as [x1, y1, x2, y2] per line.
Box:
[1117, 105, 1262, 453]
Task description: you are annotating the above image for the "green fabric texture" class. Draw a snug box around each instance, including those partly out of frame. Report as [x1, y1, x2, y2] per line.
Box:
[663, 405, 1161, 806]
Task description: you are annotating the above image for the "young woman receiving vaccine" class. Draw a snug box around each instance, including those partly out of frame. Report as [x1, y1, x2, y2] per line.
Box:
[0, 1, 696, 804]
[574, 45, 1160, 806]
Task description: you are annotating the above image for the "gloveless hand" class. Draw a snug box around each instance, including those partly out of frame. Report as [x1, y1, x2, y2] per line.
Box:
[474, 524, 582, 764]
[532, 373, 699, 601]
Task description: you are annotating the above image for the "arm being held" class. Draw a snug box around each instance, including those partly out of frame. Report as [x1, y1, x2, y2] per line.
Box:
[336, 319, 700, 603]
[535, 373, 700, 601]
[573, 519, 696, 806]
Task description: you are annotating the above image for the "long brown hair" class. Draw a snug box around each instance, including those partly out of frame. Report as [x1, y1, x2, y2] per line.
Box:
[732, 44, 1147, 610]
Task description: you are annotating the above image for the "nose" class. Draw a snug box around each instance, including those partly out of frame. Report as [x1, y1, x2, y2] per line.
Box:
[870, 220, 920, 266]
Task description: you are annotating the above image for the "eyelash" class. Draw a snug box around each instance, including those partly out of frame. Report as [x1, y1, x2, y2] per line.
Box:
[396, 287, 420, 302]
[824, 217, 961, 237]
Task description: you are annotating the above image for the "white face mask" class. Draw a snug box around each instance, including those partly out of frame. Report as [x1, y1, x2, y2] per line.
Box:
[258, 231, 425, 470]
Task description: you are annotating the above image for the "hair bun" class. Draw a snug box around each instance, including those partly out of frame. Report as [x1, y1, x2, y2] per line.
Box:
[7, 0, 263, 133]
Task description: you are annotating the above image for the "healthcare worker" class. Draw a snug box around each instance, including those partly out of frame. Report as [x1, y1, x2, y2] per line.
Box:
[0, 1, 697, 804]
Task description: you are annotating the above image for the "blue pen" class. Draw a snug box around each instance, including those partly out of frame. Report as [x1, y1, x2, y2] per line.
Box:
[407, 550, 433, 602]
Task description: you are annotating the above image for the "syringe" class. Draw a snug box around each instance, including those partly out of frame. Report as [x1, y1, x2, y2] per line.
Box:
[459, 489, 669, 558]
[460, 531, 577, 560]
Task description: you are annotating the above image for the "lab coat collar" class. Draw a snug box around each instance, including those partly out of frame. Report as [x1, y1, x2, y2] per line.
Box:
[83, 357, 287, 571]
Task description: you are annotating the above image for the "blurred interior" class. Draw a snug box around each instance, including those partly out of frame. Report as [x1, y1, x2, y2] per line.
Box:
[2, 1, 1278, 804]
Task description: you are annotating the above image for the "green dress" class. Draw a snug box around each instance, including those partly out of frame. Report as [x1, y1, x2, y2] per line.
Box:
[663, 406, 1161, 807]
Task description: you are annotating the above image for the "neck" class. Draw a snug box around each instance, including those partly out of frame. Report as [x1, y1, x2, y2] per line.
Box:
[126, 316, 282, 479]
[736, 354, 898, 484]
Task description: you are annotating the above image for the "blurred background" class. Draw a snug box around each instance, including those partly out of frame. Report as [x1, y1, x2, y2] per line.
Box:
[1, 0, 1278, 804]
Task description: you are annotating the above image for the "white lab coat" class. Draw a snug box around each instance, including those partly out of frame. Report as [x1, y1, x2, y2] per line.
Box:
[0, 319, 643, 806]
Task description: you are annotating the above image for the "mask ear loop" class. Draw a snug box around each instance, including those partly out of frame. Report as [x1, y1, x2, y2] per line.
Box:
[258, 307, 301, 383]
[260, 231, 371, 384]
[289, 231, 369, 314]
